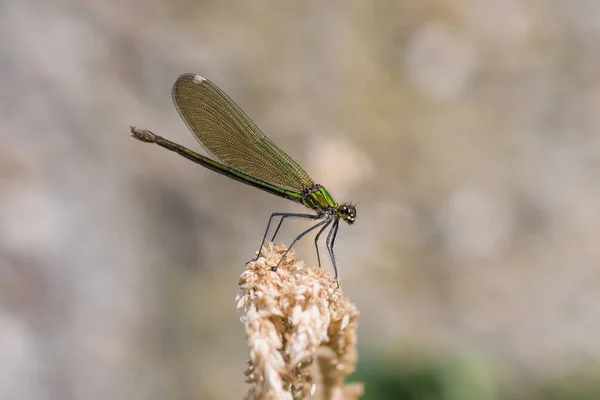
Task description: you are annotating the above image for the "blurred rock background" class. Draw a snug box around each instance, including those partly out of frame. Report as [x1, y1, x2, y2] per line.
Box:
[2, 0, 600, 399]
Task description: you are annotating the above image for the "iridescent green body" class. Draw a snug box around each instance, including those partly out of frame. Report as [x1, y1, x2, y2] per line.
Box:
[130, 74, 356, 277]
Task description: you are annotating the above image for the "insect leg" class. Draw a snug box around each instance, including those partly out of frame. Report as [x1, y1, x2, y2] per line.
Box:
[313, 218, 333, 269]
[272, 218, 329, 271]
[325, 218, 341, 278]
[270, 213, 320, 242]
[252, 212, 319, 262]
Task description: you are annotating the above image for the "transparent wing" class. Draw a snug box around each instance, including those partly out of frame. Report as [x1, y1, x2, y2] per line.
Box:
[172, 74, 315, 192]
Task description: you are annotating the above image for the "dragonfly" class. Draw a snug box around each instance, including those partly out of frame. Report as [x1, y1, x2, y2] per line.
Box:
[130, 74, 356, 277]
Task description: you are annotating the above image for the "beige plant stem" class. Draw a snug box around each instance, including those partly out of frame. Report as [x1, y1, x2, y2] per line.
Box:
[236, 243, 363, 400]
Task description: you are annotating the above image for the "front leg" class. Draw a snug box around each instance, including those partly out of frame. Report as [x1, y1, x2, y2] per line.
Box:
[326, 219, 340, 278]
[313, 218, 333, 269]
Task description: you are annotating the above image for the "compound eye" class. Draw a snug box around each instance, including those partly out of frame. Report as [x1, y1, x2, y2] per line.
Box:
[340, 205, 348, 213]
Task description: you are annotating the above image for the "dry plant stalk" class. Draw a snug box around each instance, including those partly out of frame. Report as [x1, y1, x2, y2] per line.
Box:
[236, 243, 363, 400]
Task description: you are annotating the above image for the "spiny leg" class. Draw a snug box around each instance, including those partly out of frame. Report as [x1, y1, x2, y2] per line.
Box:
[326, 219, 340, 278]
[252, 212, 319, 262]
[271, 217, 285, 241]
[270, 212, 320, 242]
[313, 218, 333, 269]
[330, 218, 340, 250]
[272, 218, 330, 272]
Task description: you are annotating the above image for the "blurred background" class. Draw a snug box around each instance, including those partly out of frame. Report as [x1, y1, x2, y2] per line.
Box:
[2, 0, 600, 399]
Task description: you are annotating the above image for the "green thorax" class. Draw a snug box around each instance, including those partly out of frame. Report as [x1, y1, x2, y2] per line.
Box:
[301, 185, 337, 214]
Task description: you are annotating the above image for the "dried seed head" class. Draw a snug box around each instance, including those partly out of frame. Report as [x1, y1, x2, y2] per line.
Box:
[237, 243, 363, 400]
